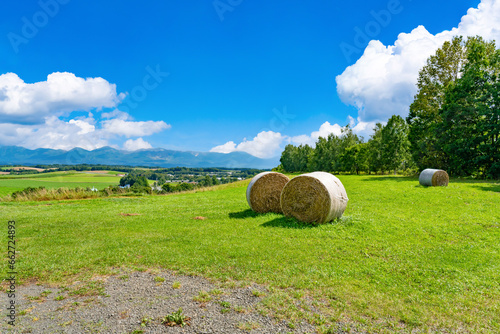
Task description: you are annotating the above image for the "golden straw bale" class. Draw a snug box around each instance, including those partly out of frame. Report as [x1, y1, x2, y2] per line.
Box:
[280, 171, 348, 224]
[246, 172, 290, 213]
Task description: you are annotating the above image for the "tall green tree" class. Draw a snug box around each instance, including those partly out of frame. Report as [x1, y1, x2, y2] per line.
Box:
[367, 123, 384, 174]
[203, 175, 213, 186]
[340, 142, 369, 174]
[296, 144, 313, 172]
[381, 115, 411, 174]
[279, 144, 297, 172]
[333, 126, 362, 172]
[308, 134, 339, 172]
[279, 144, 313, 172]
[438, 37, 500, 178]
[407, 36, 467, 170]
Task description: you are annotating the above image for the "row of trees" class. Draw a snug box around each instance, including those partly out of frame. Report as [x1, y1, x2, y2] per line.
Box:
[279, 115, 411, 175]
[159, 175, 226, 193]
[279, 36, 499, 178]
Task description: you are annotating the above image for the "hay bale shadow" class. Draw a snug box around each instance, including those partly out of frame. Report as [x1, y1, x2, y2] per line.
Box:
[260, 216, 317, 229]
[228, 209, 260, 219]
[471, 184, 500, 193]
[262, 215, 353, 229]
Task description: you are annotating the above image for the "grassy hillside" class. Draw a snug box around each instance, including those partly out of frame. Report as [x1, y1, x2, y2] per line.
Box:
[0, 171, 121, 196]
[1, 175, 499, 332]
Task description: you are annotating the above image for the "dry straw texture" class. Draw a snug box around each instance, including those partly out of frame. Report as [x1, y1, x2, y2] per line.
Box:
[280, 171, 348, 224]
[246, 172, 290, 213]
[419, 168, 449, 187]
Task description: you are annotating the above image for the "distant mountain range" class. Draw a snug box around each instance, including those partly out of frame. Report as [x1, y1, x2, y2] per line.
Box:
[0, 146, 279, 169]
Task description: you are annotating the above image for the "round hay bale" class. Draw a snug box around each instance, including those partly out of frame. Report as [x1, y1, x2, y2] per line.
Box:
[280, 172, 348, 224]
[419, 168, 449, 187]
[246, 172, 290, 213]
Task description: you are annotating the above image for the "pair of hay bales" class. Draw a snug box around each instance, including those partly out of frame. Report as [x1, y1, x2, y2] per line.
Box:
[246, 171, 348, 224]
[419, 168, 449, 187]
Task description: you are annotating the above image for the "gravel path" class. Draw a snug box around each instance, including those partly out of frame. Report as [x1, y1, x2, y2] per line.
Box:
[1, 270, 317, 334]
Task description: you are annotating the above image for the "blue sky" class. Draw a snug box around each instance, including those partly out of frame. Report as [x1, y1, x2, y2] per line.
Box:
[1, 0, 495, 158]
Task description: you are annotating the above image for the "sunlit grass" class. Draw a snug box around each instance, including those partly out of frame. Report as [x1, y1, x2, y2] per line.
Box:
[0, 171, 121, 196]
[1, 175, 499, 332]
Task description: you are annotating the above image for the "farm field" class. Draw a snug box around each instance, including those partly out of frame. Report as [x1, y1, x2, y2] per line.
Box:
[0, 171, 121, 197]
[1, 175, 499, 332]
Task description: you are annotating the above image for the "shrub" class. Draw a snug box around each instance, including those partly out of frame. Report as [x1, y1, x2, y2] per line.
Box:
[131, 184, 151, 194]
[119, 174, 149, 187]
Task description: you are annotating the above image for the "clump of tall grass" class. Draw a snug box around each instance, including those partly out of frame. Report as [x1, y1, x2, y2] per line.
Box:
[1, 182, 226, 202]
[1, 186, 131, 202]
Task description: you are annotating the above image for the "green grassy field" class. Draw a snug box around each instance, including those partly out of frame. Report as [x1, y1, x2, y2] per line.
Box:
[1, 175, 499, 332]
[0, 171, 121, 196]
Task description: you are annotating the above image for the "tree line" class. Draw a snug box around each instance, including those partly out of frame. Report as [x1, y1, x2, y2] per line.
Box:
[278, 36, 499, 179]
[278, 115, 411, 175]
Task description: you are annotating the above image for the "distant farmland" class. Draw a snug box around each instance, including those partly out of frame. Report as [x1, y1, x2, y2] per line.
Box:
[0, 171, 121, 197]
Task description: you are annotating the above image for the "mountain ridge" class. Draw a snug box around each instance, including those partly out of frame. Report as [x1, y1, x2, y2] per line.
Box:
[0, 146, 278, 169]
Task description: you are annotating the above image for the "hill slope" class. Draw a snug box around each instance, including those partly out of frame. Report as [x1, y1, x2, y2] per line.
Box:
[1, 175, 499, 332]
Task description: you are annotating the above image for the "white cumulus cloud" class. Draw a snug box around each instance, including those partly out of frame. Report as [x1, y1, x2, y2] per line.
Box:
[0, 115, 170, 151]
[0, 116, 107, 150]
[336, 0, 500, 124]
[69, 119, 95, 135]
[101, 109, 132, 120]
[101, 119, 171, 138]
[210, 141, 237, 154]
[0, 72, 171, 151]
[290, 121, 343, 146]
[210, 131, 285, 159]
[0, 72, 126, 124]
[348, 116, 379, 141]
[123, 138, 153, 151]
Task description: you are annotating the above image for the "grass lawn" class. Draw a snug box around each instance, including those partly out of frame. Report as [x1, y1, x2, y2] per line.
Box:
[0, 171, 121, 196]
[1, 175, 499, 332]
